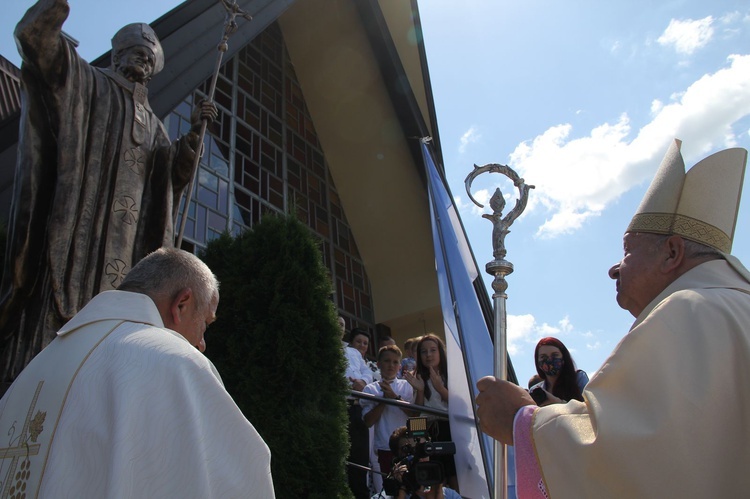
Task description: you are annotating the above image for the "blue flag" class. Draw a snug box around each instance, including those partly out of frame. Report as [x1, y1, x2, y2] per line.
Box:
[423, 141, 516, 498]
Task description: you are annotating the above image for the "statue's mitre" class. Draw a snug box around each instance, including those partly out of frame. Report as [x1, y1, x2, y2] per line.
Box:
[627, 139, 748, 253]
[111, 23, 165, 75]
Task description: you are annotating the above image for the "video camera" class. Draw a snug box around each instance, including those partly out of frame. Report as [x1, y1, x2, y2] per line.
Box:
[384, 417, 456, 495]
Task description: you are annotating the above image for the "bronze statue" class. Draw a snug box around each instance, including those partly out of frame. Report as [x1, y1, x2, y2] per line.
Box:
[0, 0, 215, 383]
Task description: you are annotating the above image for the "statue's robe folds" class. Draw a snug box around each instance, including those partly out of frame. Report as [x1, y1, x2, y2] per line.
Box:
[0, 0, 196, 379]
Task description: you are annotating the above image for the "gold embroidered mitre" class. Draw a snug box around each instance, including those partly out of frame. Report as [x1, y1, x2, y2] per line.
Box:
[627, 139, 748, 253]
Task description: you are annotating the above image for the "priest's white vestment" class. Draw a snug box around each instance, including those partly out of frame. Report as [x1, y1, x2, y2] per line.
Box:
[0, 290, 275, 498]
[518, 259, 750, 498]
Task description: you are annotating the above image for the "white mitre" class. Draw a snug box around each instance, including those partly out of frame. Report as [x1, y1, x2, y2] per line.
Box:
[627, 139, 749, 280]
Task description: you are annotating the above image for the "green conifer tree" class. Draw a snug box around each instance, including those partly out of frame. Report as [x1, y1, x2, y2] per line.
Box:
[200, 213, 352, 499]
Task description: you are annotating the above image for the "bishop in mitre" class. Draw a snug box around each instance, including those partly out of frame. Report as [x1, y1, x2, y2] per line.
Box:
[477, 139, 750, 498]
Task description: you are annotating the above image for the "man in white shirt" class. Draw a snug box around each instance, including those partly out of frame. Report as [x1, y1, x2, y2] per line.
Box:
[339, 317, 374, 498]
[342, 326, 373, 390]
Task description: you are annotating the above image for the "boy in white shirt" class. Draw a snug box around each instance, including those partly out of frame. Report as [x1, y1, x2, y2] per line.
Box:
[361, 345, 415, 477]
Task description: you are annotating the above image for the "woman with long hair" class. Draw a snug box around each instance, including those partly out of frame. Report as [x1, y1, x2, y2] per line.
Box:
[404, 333, 457, 490]
[405, 333, 448, 409]
[530, 336, 588, 404]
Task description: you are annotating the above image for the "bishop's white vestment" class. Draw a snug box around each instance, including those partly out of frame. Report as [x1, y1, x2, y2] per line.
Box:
[514, 259, 750, 498]
[0, 290, 275, 498]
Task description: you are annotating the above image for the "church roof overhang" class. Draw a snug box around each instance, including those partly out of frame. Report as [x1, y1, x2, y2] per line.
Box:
[278, 0, 444, 326]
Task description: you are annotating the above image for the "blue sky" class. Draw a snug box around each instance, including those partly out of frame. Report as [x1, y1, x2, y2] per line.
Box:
[2, 1, 749, 387]
[418, 1, 750, 387]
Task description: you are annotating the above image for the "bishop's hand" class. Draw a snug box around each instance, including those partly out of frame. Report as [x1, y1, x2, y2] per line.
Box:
[475, 376, 535, 445]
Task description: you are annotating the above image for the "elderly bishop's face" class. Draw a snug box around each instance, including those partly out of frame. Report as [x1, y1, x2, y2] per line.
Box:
[608, 232, 669, 318]
[114, 45, 156, 84]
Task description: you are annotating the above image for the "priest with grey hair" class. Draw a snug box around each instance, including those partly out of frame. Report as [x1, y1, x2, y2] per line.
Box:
[0, 0, 216, 382]
[476, 140, 750, 498]
[0, 248, 275, 497]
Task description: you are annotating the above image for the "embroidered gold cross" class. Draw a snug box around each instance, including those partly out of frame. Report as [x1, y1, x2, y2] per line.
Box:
[0, 381, 46, 496]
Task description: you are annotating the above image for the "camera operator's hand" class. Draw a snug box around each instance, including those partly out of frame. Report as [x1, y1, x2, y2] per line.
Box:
[411, 485, 445, 499]
[391, 463, 412, 498]
[392, 463, 408, 483]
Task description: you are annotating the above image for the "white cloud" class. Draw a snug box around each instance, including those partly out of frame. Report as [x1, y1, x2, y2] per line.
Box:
[506, 314, 577, 355]
[509, 53, 750, 238]
[456, 188, 490, 217]
[586, 341, 602, 351]
[507, 314, 538, 356]
[716, 12, 747, 40]
[558, 316, 573, 333]
[453, 195, 471, 213]
[536, 210, 599, 238]
[719, 11, 741, 25]
[657, 16, 714, 55]
[459, 126, 481, 154]
[538, 323, 561, 335]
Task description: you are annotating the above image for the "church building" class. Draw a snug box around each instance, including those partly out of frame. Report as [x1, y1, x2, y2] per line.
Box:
[0, 1, 522, 495]
[0, 0, 512, 358]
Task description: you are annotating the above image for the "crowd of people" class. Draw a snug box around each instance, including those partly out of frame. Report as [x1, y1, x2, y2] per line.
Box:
[344, 323, 591, 497]
[342, 327, 459, 498]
